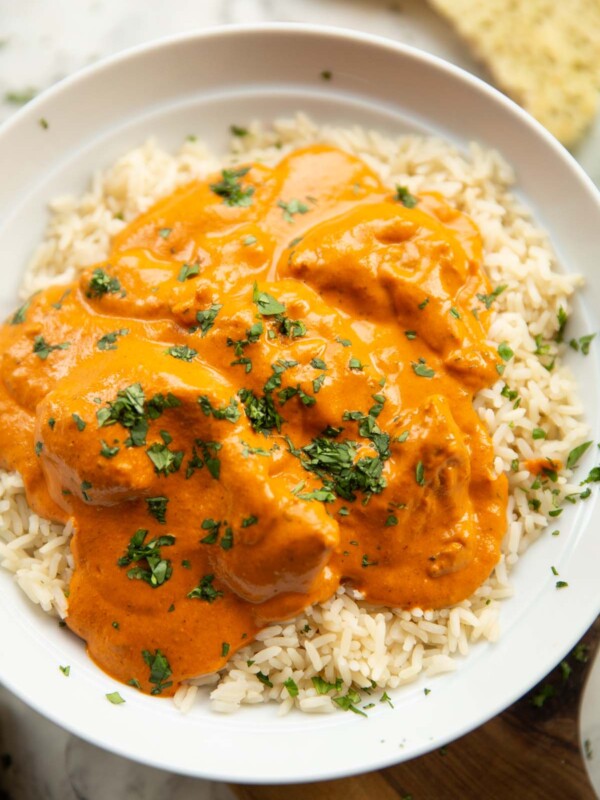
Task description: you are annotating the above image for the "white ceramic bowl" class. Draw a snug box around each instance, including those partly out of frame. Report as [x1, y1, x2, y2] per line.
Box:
[1, 24, 599, 784]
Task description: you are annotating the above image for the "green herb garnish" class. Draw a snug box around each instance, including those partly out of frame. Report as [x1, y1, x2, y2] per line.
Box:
[411, 358, 435, 378]
[118, 528, 175, 588]
[97, 329, 129, 351]
[86, 268, 121, 298]
[146, 443, 184, 476]
[476, 285, 507, 310]
[106, 692, 125, 704]
[33, 335, 71, 360]
[566, 441, 592, 470]
[394, 185, 418, 208]
[165, 345, 198, 362]
[146, 496, 168, 524]
[278, 198, 310, 223]
[187, 573, 224, 603]
[72, 413, 86, 431]
[177, 262, 200, 282]
[142, 649, 173, 695]
[210, 166, 254, 207]
[195, 303, 222, 336]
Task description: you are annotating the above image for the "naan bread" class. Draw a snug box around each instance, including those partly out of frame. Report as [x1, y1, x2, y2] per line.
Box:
[428, 0, 600, 146]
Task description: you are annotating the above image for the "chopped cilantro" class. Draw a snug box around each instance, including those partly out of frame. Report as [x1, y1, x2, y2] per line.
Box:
[333, 689, 367, 717]
[230, 124, 249, 137]
[96, 383, 149, 446]
[278, 198, 310, 223]
[33, 335, 71, 360]
[185, 439, 222, 479]
[566, 441, 592, 469]
[59, 665, 70, 676]
[253, 283, 286, 315]
[300, 433, 387, 501]
[177, 263, 200, 282]
[72, 413, 86, 431]
[582, 466, 600, 484]
[51, 289, 71, 310]
[210, 166, 254, 207]
[197, 395, 241, 423]
[97, 329, 129, 351]
[348, 357, 363, 371]
[11, 297, 34, 324]
[238, 388, 283, 435]
[100, 440, 119, 458]
[556, 307, 568, 342]
[5, 87, 37, 105]
[220, 526, 234, 551]
[158, 227, 172, 239]
[498, 342, 514, 361]
[106, 692, 125, 704]
[394, 185, 418, 208]
[142, 649, 173, 695]
[200, 518, 221, 544]
[411, 358, 435, 378]
[118, 528, 175, 588]
[415, 461, 425, 486]
[146, 443, 184, 476]
[312, 373, 327, 393]
[195, 303, 222, 336]
[476, 285, 507, 309]
[165, 345, 198, 362]
[311, 676, 343, 694]
[569, 333, 596, 354]
[146, 496, 168, 524]
[86, 268, 121, 298]
[284, 678, 299, 697]
[381, 691, 394, 708]
[187, 574, 223, 602]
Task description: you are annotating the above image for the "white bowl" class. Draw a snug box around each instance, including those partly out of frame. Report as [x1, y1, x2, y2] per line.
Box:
[1, 24, 599, 784]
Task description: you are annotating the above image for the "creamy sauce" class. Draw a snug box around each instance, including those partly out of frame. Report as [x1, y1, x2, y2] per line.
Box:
[0, 145, 507, 695]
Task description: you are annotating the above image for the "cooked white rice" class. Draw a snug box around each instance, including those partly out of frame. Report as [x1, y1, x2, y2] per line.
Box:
[0, 114, 589, 715]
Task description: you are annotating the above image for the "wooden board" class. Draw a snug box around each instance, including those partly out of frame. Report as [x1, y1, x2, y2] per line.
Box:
[233, 617, 600, 800]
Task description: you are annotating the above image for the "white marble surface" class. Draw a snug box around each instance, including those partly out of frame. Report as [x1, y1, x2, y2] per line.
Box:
[0, 1, 599, 798]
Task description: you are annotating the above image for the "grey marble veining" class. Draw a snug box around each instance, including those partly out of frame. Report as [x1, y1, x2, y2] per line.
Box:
[0, 1, 599, 797]
[0, 690, 236, 800]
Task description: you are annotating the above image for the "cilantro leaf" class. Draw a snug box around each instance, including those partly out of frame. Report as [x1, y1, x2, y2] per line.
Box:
[210, 167, 254, 207]
[394, 185, 418, 208]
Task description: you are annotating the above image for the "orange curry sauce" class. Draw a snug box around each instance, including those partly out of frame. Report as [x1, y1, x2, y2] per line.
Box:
[0, 145, 507, 695]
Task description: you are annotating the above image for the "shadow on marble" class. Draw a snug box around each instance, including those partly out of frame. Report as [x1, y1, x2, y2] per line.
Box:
[0, 686, 234, 800]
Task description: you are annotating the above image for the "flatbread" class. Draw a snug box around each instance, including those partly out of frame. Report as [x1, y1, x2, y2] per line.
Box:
[428, 0, 600, 146]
